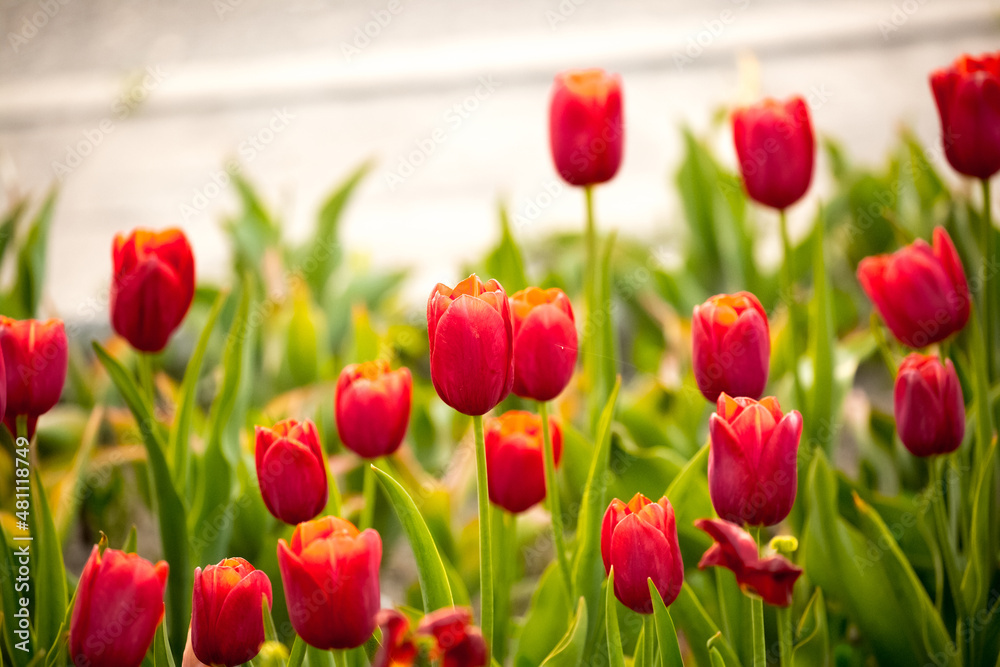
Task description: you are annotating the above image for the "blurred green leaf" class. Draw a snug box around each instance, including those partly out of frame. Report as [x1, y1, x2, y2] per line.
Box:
[649, 580, 683, 667]
[671, 583, 742, 667]
[709, 647, 728, 667]
[605, 572, 625, 667]
[10, 190, 56, 318]
[286, 282, 320, 385]
[287, 636, 306, 667]
[793, 588, 830, 667]
[0, 523, 30, 667]
[961, 439, 997, 619]
[808, 215, 835, 448]
[514, 563, 572, 667]
[122, 525, 138, 553]
[349, 304, 380, 364]
[0, 199, 25, 272]
[485, 203, 529, 294]
[153, 622, 175, 667]
[539, 597, 587, 667]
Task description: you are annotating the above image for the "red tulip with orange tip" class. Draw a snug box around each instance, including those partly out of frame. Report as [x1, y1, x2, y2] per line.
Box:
[0, 316, 68, 439]
[692, 292, 770, 402]
[418, 607, 488, 667]
[191, 557, 273, 667]
[930, 52, 1000, 180]
[255, 419, 328, 525]
[510, 287, 578, 402]
[111, 227, 195, 353]
[485, 410, 562, 514]
[894, 353, 965, 457]
[336, 360, 412, 458]
[549, 68, 624, 187]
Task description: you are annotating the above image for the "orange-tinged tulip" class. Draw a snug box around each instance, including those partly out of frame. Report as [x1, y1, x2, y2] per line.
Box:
[0, 317, 67, 439]
[255, 419, 328, 525]
[894, 353, 965, 457]
[692, 292, 770, 402]
[510, 287, 578, 401]
[485, 410, 562, 514]
[191, 557, 273, 666]
[549, 68, 624, 187]
[417, 607, 488, 667]
[335, 360, 412, 458]
[931, 52, 1000, 180]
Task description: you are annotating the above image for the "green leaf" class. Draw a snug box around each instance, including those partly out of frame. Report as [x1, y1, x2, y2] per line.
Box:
[122, 525, 138, 553]
[709, 647, 728, 667]
[42, 580, 78, 667]
[514, 563, 572, 667]
[484, 203, 529, 294]
[349, 304, 379, 364]
[0, 522, 31, 667]
[371, 465, 454, 611]
[961, 438, 998, 617]
[0, 199, 25, 273]
[153, 623, 175, 667]
[30, 465, 68, 654]
[10, 190, 56, 317]
[287, 283, 320, 386]
[792, 589, 829, 667]
[605, 572, 625, 667]
[648, 580, 683, 667]
[540, 597, 587, 667]
[287, 636, 307, 667]
[671, 583, 742, 667]
[262, 596, 278, 643]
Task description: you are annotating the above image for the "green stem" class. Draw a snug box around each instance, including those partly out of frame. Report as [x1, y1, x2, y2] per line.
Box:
[583, 185, 598, 403]
[306, 645, 335, 667]
[871, 313, 898, 375]
[931, 456, 966, 626]
[136, 352, 156, 411]
[642, 614, 656, 667]
[751, 526, 766, 667]
[777, 604, 793, 667]
[981, 178, 995, 381]
[779, 210, 805, 410]
[333, 649, 348, 667]
[539, 401, 573, 602]
[360, 459, 378, 530]
[473, 415, 494, 661]
[16, 414, 28, 443]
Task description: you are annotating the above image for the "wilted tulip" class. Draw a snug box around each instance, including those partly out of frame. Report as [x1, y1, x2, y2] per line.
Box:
[708, 393, 802, 527]
[111, 228, 195, 353]
[191, 557, 273, 666]
[485, 410, 562, 514]
[69, 547, 169, 667]
[277, 516, 382, 650]
[427, 274, 514, 416]
[857, 227, 970, 348]
[0, 317, 68, 439]
[931, 52, 1000, 180]
[417, 607, 488, 667]
[255, 419, 328, 525]
[510, 287, 578, 401]
[733, 96, 815, 210]
[692, 292, 770, 402]
[894, 353, 965, 457]
[335, 360, 412, 458]
[549, 68, 624, 187]
[695, 518, 802, 607]
[601, 493, 684, 613]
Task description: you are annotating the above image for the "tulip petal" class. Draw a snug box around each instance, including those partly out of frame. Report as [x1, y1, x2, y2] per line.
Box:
[610, 513, 677, 614]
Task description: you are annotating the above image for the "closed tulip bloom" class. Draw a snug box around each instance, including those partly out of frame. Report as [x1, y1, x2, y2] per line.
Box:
[111, 228, 195, 353]
[0, 317, 68, 438]
[709, 393, 802, 527]
[255, 420, 328, 525]
[335, 360, 412, 458]
[692, 292, 770, 402]
[894, 353, 965, 457]
[733, 96, 815, 210]
[601, 493, 684, 614]
[485, 410, 562, 514]
[277, 516, 382, 650]
[510, 287, 578, 401]
[695, 518, 802, 607]
[931, 52, 1000, 179]
[427, 275, 514, 416]
[0, 349, 6, 425]
[857, 227, 970, 348]
[549, 68, 624, 187]
[69, 546, 169, 667]
[417, 607, 488, 667]
[191, 557, 273, 667]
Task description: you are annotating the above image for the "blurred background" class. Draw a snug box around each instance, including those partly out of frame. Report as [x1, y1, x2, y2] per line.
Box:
[0, 0, 997, 322]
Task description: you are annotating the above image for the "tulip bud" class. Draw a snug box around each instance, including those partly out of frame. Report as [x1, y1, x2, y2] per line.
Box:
[857, 227, 970, 348]
[601, 493, 684, 614]
[894, 353, 965, 457]
[417, 607, 488, 667]
[427, 275, 514, 416]
[69, 546, 169, 667]
[733, 96, 815, 210]
[485, 410, 562, 514]
[0, 317, 68, 439]
[692, 292, 770, 402]
[255, 420, 328, 525]
[111, 227, 195, 353]
[277, 516, 382, 650]
[708, 393, 802, 527]
[930, 52, 1000, 180]
[335, 360, 412, 458]
[549, 68, 624, 187]
[510, 287, 578, 401]
[191, 557, 273, 666]
[373, 609, 418, 667]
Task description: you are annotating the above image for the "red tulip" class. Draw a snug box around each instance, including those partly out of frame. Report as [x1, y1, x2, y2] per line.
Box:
[69, 546, 169, 667]
[254, 419, 328, 525]
[335, 360, 412, 458]
[601, 493, 684, 614]
[0, 317, 68, 439]
[694, 518, 802, 607]
[510, 287, 578, 401]
[485, 410, 562, 514]
[708, 393, 802, 527]
[372, 609, 418, 667]
[417, 608, 488, 667]
[857, 227, 970, 348]
[733, 96, 815, 210]
[692, 292, 770, 402]
[930, 52, 1000, 180]
[549, 68, 624, 187]
[191, 557, 273, 666]
[276, 516, 382, 649]
[0, 349, 5, 426]
[427, 275, 514, 416]
[111, 228, 195, 353]
[894, 353, 965, 457]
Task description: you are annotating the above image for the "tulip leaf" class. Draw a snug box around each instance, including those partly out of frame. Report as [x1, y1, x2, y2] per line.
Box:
[371, 465, 454, 611]
[484, 203, 528, 294]
[539, 597, 587, 667]
[42, 581, 81, 667]
[0, 198, 25, 272]
[648, 580, 683, 667]
[153, 623, 175, 667]
[671, 583, 742, 667]
[596, 232, 618, 420]
[514, 563, 572, 667]
[28, 465, 67, 655]
[287, 282, 320, 386]
[349, 304, 379, 365]
[709, 647, 728, 667]
[262, 596, 278, 643]
[122, 525, 138, 554]
[961, 438, 997, 618]
[287, 636, 307, 667]
[793, 588, 829, 667]
[0, 521, 31, 667]
[605, 572, 626, 667]
[10, 189, 55, 318]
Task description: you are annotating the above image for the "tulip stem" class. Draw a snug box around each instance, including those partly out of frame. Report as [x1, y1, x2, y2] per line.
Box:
[930, 456, 966, 626]
[360, 459, 378, 530]
[584, 185, 598, 398]
[750, 526, 766, 667]
[136, 352, 156, 411]
[777, 604, 793, 667]
[539, 401, 573, 603]
[779, 210, 805, 411]
[472, 414, 494, 661]
[870, 313, 897, 375]
[642, 614, 655, 666]
[981, 178, 996, 380]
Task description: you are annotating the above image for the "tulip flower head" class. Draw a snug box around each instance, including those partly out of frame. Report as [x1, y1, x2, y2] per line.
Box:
[0, 317, 68, 439]
[549, 68, 624, 187]
[894, 353, 965, 457]
[427, 274, 514, 416]
[417, 607, 488, 667]
[191, 557, 273, 667]
[485, 410, 562, 514]
[931, 52, 1000, 180]
[336, 360, 412, 458]
[695, 518, 802, 607]
[277, 516, 382, 650]
[601, 493, 684, 613]
[373, 609, 419, 667]
[69, 546, 169, 667]
[708, 394, 803, 527]
[733, 96, 815, 210]
[509, 287, 578, 401]
[255, 419, 328, 525]
[692, 292, 770, 402]
[857, 227, 970, 348]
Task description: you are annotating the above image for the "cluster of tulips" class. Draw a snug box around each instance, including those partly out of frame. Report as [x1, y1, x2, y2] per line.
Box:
[0, 48, 997, 667]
